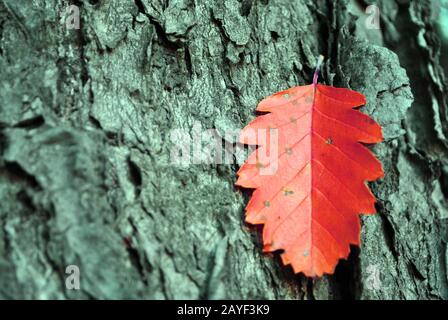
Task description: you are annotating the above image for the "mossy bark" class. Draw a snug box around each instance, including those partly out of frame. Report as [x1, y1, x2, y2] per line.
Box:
[0, 0, 447, 299]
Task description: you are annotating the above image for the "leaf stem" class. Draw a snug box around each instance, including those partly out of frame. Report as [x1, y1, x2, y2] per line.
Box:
[313, 55, 325, 86]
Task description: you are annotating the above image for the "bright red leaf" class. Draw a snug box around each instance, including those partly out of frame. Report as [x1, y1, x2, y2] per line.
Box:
[236, 59, 384, 277]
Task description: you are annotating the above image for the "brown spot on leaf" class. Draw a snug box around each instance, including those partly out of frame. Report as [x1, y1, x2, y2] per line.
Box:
[256, 162, 265, 169]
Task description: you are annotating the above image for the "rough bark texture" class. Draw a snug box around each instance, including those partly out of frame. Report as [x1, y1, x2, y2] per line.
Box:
[0, 0, 447, 299]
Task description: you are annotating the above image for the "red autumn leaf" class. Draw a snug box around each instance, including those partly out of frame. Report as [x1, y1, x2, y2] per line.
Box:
[236, 58, 384, 277]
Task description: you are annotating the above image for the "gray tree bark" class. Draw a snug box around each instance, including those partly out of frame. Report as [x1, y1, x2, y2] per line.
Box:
[0, 0, 446, 299]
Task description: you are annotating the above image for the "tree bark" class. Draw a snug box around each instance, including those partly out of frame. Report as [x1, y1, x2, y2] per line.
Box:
[0, 0, 446, 299]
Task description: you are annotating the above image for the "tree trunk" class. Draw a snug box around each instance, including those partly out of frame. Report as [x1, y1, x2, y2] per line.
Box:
[0, 0, 446, 299]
